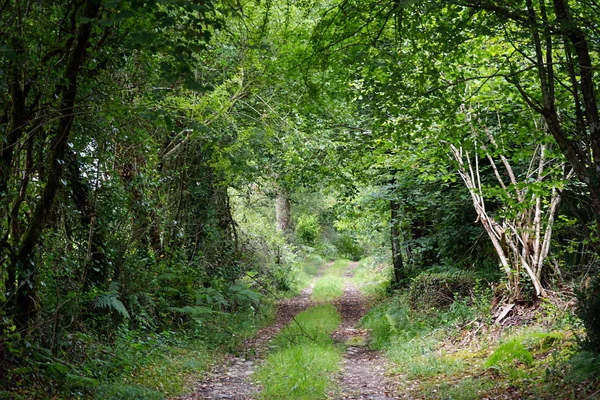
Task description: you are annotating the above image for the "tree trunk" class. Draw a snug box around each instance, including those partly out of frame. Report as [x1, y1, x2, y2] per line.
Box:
[275, 188, 291, 235]
[390, 199, 405, 286]
[8, 1, 101, 332]
[551, 0, 600, 236]
[66, 150, 110, 290]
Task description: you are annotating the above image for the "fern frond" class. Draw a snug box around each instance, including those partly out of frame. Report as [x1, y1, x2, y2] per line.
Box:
[227, 285, 262, 307]
[94, 293, 130, 319]
[167, 305, 214, 317]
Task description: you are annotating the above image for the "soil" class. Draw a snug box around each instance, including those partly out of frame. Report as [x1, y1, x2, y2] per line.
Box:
[175, 262, 398, 399]
[333, 262, 397, 399]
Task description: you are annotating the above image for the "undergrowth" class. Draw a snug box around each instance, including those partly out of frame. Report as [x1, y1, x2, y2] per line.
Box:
[352, 256, 393, 298]
[0, 286, 276, 400]
[362, 273, 600, 399]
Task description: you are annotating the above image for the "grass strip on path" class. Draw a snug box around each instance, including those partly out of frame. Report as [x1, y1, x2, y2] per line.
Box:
[256, 305, 342, 399]
[256, 261, 348, 399]
[311, 259, 350, 302]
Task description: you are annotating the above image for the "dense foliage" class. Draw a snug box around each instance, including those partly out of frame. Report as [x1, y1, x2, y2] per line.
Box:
[1, 0, 599, 398]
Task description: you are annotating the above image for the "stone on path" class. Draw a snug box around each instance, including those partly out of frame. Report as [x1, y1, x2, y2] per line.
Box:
[173, 261, 397, 399]
[333, 261, 397, 399]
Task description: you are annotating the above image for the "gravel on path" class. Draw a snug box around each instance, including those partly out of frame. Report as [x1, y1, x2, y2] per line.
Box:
[174, 280, 318, 400]
[333, 262, 398, 399]
[175, 261, 398, 399]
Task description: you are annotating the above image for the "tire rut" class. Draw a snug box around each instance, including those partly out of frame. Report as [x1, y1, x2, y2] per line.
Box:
[175, 273, 322, 400]
[175, 261, 397, 399]
[332, 262, 397, 399]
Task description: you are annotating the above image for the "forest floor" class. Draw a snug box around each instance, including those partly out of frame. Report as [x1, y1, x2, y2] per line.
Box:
[175, 260, 396, 399]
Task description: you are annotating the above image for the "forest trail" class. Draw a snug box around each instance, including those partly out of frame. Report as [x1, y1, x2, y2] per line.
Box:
[175, 279, 318, 399]
[176, 261, 396, 399]
[333, 262, 396, 399]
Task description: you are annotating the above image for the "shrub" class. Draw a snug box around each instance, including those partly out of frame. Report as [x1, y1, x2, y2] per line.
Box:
[408, 271, 476, 310]
[295, 215, 321, 246]
[568, 351, 600, 382]
[316, 241, 339, 260]
[332, 233, 364, 261]
[576, 274, 600, 353]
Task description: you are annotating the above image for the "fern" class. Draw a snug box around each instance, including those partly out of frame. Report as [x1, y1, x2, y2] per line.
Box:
[568, 351, 600, 382]
[160, 286, 181, 296]
[167, 305, 217, 326]
[227, 285, 262, 309]
[167, 305, 214, 317]
[94, 285, 130, 319]
[195, 287, 228, 309]
[128, 292, 156, 329]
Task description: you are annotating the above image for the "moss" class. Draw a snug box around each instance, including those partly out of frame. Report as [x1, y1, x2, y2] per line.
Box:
[484, 339, 533, 368]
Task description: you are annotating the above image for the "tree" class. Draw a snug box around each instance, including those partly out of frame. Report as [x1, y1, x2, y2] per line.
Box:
[0, 0, 221, 332]
[449, 107, 570, 299]
[451, 0, 600, 239]
[307, 0, 599, 297]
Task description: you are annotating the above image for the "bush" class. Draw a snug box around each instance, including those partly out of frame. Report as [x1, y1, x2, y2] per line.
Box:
[408, 272, 476, 310]
[315, 241, 338, 260]
[576, 274, 600, 353]
[332, 233, 364, 261]
[295, 215, 321, 246]
[568, 351, 600, 382]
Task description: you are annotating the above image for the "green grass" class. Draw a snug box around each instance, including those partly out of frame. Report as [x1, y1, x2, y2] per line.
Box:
[256, 343, 341, 400]
[273, 304, 341, 347]
[361, 283, 600, 399]
[484, 338, 533, 369]
[387, 339, 466, 378]
[361, 291, 479, 381]
[311, 275, 344, 302]
[302, 254, 325, 276]
[416, 377, 498, 400]
[351, 256, 392, 297]
[310, 259, 349, 302]
[330, 259, 351, 275]
[120, 340, 218, 398]
[100, 307, 272, 398]
[257, 303, 342, 398]
[295, 254, 326, 291]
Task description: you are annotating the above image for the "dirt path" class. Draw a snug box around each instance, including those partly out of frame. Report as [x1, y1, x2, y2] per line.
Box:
[333, 262, 397, 399]
[175, 279, 318, 400]
[176, 261, 396, 399]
